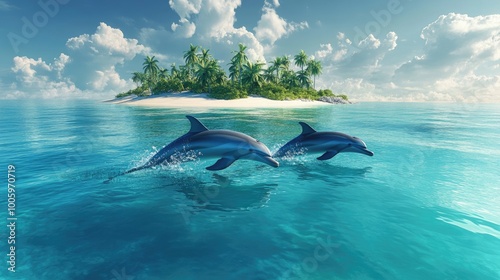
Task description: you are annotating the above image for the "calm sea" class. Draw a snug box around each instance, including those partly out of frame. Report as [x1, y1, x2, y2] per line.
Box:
[1, 100, 499, 280]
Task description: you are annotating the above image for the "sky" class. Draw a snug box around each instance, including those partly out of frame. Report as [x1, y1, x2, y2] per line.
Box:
[1, 0, 500, 101]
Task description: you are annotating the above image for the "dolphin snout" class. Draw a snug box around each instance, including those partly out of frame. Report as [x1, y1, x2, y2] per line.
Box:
[361, 149, 374, 156]
[263, 156, 280, 168]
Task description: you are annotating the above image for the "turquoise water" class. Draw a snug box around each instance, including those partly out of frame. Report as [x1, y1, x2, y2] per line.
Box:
[1, 100, 499, 280]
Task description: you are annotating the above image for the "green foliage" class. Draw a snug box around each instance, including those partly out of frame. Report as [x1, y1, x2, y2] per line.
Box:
[117, 44, 350, 101]
[337, 94, 349, 101]
[152, 78, 184, 94]
[209, 84, 248, 100]
[317, 89, 334, 97]
[289, 87, 319, 100]
[253, 83, 292, 100]
[115, 85, 149, 98]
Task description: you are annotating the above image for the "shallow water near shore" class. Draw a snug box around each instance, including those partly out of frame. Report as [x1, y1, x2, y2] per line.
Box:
[1, 100, 500, 280]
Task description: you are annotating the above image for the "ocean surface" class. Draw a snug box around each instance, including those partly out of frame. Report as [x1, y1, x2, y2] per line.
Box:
[1, 100, 499, 280]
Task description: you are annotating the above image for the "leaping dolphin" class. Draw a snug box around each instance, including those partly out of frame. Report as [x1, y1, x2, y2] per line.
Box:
[105, 116, 279, 182]
[273, 122, 374, 160]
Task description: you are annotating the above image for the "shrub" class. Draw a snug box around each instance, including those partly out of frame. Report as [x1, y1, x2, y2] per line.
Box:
[254, 83, 292, 100]
[337, 94, 349, 101]
[317, 89, 334, 97]
[152, 79, 184, 94]
[209, 84, 248, 100]
[115, 85, 149, 98]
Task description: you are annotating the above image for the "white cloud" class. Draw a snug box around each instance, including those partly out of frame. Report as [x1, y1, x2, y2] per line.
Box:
[358, 34, 381, 50]
[67, 22, 149, 60]
[6, 23, 149, 99]
[254, 4, 308, 46]
[171, 18, 196, 38]
[311, 14, 500, 102]
[162, 0, 268, 62]
[64, 22, 151, 92]
[315, 43, 333, 59]
[12, 54, 70, 83]
[169, 0, 202, 19]
[91, 66, 133, 92]
[394, 13, 500, 101]
[313, 31, 399, 101]
[9, 54, 81, 99]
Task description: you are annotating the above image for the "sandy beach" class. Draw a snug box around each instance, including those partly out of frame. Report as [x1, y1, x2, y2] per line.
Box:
[106, 92, 331, 108]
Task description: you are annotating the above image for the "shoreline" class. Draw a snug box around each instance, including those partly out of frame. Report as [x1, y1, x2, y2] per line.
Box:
[105, 91, 336, 108]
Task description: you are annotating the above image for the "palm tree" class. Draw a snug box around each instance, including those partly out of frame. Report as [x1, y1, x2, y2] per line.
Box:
[158, 68, 169, 80]
[228, 63, 238, 83]
[271, 57, 283, 81]
[195, 59, 218, 93]
[131, 72, 147, 86]
[264, 66, 277, 83]
[281, 55, 290, 71]
[141, 56, 161, 94]
[142, 56, 160, 85]
[170, 63, 179, 78]
[213, 66, 227, 86]
[281, 69, 299, 88]
[198, 48, 213, 64]
[297, 70, 311, 89]
[242, 61, 265, 89]
[231, 43, 248, 85]
[183, 44, 199, 78]
[294, 50, 308, 72]
[306, 59, 322, 89]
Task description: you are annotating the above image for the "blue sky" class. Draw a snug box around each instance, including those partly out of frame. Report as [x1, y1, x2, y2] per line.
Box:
[1, 0, 500, 101]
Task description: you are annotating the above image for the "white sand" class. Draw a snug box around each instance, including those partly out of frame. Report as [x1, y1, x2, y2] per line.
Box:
[106, 92, 331, 108]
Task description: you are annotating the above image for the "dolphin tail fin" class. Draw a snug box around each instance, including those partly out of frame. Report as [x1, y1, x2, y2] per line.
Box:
[103, 165, 147, 183]
[206, 157, 237, 171]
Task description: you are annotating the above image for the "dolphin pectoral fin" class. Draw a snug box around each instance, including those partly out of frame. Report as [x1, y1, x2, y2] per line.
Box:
[317, 151, 339, 160]
[206, 157, 237, 171]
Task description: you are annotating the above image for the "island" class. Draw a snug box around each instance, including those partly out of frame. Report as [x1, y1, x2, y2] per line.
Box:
[108, 44, 351, 108]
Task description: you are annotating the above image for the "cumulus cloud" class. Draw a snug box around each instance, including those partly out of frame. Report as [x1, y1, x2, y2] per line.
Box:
[315, 13, 500, 102]
[67, 22, 149, 60]
[91, 66, 132, 92]
[12, 54, 70, 83]
[163, 0, 308, 63]
[315, 43, 333, 59]
[169, 0, 202, 19]
[9, 54, 81, 99]
[254, 4, 309, 46]
[171, 18, 196, 38]
[393, 13, 500, 101]
[160, 0, 268, 62]
[6, 23, 145, 99]
[313, 31, 399, 101]
[64, 22, 149, 91]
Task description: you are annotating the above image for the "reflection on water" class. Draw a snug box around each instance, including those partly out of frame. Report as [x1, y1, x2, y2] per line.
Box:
[173, 174, 276, 212]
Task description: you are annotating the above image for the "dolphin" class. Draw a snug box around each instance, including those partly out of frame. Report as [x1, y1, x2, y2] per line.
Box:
[273, 122, 374, 160]
[105, 116, 279, 182]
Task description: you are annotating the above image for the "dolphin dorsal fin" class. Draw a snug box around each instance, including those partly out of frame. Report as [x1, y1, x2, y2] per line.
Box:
[299, 122, 317, 135]
[186, 115, 209, 133]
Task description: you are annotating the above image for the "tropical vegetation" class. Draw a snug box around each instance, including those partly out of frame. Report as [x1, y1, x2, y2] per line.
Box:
[116, 44, 348, 101]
